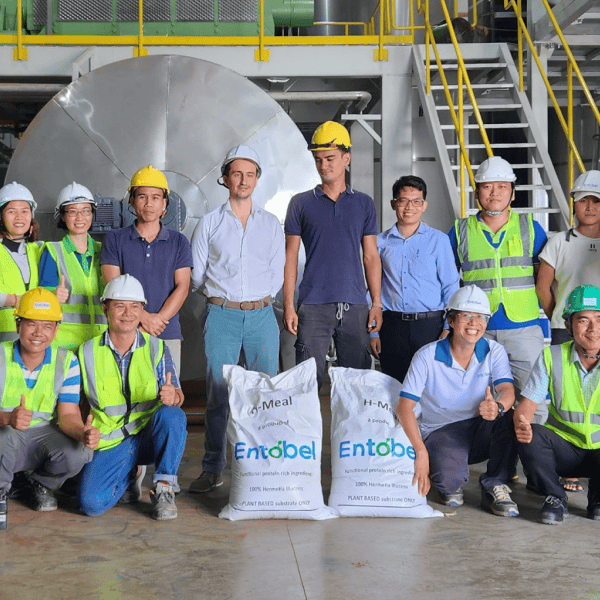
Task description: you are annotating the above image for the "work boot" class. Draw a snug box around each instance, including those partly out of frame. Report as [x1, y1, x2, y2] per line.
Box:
[440, 488, 464, 507]
[189, 471, 223, 494]
[539, 495, 568, 524]
[481, 484, 519, 517]
[150, 483, 177, 521]
[587, 492, 600, 520]
[23, 474, 57, 512]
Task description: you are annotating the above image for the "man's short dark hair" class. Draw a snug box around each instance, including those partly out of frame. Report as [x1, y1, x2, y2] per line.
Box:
[392, 176, 427, 200]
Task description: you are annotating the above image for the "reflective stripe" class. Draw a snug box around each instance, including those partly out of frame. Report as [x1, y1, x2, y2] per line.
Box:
[592, 429, 600, 444]
[591, 414, 600, 426]
[461, 259, 495, 271]
[31, 410, 53, 420]
[101, 415, 146, 440]
[500, 256, 532, 268]
[62, 312, 92, 325]
[557, 409, 586, 423]
[69, 294, 88, 304]
[101, 399, 158, 417]
[501, 276, 535, 288]
[546, 413, 587, 444]
[549, 345, 564, 408]
[463, 278, 496, 291]
[458, 218, 469, 261]
[53, 347, 68, 397]
[0, 348, 5, 389]
[81, 342, 98, 409]
[518, 213, 531, 256]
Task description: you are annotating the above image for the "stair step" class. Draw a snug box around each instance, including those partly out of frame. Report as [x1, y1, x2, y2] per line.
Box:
[436, 103, 522, 111]
[440, 123, 529, 130]
[446, 143, 537, 150]
[428, 62, 507, 70]
[430, 83, 514, 90]
[451, 162, 545, 170]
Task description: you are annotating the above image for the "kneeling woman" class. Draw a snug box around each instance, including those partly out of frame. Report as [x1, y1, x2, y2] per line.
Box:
[398, 285, 519, 517]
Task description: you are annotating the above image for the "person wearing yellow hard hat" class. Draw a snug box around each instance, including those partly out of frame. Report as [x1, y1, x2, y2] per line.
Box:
[516, 285, 600, 524]
[0, 182, 43, 343]
[448, 156, 548, 425]
[0, 288, 96, 529]
[283, 121, 383, 389]
[100, 165, 193, 375]
[39, 182, 107, 350]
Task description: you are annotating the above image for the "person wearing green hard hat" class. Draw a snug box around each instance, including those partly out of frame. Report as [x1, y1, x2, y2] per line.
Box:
[515, 284, 600, 524]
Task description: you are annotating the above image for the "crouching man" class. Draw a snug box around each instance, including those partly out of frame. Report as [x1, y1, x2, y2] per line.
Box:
[0, 288, 94, 526]
[398, 285, 519, 516]
[516, 284, 600, 524]
[78, 274, 186, 521]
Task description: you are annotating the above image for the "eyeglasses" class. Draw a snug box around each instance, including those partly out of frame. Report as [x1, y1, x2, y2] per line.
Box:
[393, 198, 425, 206]
[64, 208, 93, 217]
[456, 312, 490, 323]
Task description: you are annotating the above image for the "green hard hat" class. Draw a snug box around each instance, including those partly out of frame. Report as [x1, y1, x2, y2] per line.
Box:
[562, 285, 600, 319]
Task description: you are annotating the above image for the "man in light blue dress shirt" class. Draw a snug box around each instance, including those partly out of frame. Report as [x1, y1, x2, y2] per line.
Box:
[371, 175, 459, 383]
[189, 146, 285, 493]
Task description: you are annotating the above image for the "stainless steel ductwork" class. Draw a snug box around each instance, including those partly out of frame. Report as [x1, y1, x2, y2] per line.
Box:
[6, 54, 320, 380]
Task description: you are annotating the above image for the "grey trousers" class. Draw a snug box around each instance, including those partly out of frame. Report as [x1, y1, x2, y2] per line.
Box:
[0, 423, 93, 493]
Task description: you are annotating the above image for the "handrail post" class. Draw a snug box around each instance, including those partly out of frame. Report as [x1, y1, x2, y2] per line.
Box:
[568, 62, 574, 226]
[517, 0, 523, 91]
[425, 0, 430, 93]
[374, 0, 389, 61]
[134, 0, 147, 56]
[13, 0, 28, 61]
[255, 0, 270, 61]
[458, 67, 466, 217]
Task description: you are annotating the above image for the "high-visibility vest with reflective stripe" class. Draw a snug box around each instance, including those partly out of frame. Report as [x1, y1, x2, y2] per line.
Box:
[0, 342, 72, 428]
[79, 333, 163, 451]
[0, 242, 42, 340]
[543, 342, 600, 449]
[44, 239, 107, 350]
[455, 212, 539, 322]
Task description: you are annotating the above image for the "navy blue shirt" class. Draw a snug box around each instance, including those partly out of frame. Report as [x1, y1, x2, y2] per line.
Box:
[100, 224, 193, 341]
[284, 185, 378, 306]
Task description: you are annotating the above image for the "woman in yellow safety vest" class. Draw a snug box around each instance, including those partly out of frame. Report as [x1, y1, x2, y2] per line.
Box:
[39, 182, 107, 350]
[0, 182, 42, 342]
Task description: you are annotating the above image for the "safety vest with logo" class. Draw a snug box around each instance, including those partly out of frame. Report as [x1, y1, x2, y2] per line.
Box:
[543, 342, 600, 449]
[455, 212, 539, 322]
[0, 341, 72, 427]
[0, 242, 42, 339]
[44, 239, 107, 350]
[78, 333, 163, 451]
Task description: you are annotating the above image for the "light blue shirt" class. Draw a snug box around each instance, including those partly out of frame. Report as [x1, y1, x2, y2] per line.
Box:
[378, 222, 459, 313]
[400, 337, 514, 439]
[191, 200, 285, 301]
[522, 341, 600, 405]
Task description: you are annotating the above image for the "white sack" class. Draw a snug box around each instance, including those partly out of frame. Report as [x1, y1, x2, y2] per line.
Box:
[328, 367, 442, 518]
[219, 358, 336, 521]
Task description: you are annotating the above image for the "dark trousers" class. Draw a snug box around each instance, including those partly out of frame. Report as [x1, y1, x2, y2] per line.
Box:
[518, 424, 600, 501]
[379, 310, 444, 384]
[424, 413, 518, 494]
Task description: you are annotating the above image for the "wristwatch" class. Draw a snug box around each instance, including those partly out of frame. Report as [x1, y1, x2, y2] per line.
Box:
[495, 401, 505, 418]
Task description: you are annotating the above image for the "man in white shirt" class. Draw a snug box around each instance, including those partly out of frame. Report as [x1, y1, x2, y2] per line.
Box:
[189, 145, 285, 493]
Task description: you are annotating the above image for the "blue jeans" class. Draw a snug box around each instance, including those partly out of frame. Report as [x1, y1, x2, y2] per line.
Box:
[202, 303, 279, 475]
[79, 405, 187, 516]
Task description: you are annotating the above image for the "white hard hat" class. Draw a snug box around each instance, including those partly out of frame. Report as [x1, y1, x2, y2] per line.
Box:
[101, 274, 147, 304]
[571, 170, 600, 201]
[54, 182, 96, 219]
[474, 156, 516, 184]
[446, 285, 492, 317]
[0, 182, 37, 217]
[221, 145, 262, 179]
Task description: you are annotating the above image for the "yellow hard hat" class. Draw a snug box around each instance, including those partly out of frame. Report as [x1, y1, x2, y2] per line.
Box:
[15, 288, 62, 321]
[308, 121, 352, 152]
[128, 165, 170, 193]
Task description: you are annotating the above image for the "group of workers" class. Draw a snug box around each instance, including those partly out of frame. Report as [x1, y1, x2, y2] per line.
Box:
[1, 118, 600, 529]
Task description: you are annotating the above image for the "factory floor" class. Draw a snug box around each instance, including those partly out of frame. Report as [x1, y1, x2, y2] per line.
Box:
[3, 384, 600, 600]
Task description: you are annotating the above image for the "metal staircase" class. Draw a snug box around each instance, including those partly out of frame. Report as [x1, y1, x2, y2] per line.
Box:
[412, 42, 571, 231]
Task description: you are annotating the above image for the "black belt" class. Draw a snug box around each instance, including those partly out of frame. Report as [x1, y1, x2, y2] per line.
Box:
[386, 309, 445, 321]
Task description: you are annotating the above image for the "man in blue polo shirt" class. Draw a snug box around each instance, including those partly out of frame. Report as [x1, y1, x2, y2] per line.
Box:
[371, 175, 459, 383]
[283, 121, 382, 388]
[100, 165, 193, 375]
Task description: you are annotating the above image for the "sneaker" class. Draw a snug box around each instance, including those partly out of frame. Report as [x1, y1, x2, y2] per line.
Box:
[539, 495, 568, 524]
[119, 465, 147, 504]
[481, 484, 519, 517]
[189, 471, 223, 494]
[150, 483, 177, 521]
[440, 488, 464, 507]
[23, 474, 57, 512]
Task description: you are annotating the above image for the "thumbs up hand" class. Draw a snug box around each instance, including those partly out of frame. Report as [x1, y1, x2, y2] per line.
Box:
[55, 275, 69, 303]
[82, 414, 101, 449]
[10, 395, 32, 430]
[479, 386, 499, 421]
[515, 413, 533, 444]
[159, 371, 177, 406]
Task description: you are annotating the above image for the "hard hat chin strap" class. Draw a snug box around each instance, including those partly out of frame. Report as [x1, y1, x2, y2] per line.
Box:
[484, 210, 504, 216]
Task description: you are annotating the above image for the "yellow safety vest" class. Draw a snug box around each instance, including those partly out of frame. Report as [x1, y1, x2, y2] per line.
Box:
[44, 238, 107, 350]
[0, 242, 42, 340]
[0, 341, 72, 428]
[79, 332, 163, 451]
[543, 342, 600, 449]
[455, 212, 539, 322]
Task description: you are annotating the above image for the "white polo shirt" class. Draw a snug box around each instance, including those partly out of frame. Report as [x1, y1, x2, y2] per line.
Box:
[400, 337, 514, 439]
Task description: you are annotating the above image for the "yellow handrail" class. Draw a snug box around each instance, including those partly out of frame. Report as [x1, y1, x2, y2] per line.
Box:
[255, 0, 269, 61]
[568, 62, 574, 226]
[313, 22, 368, 35]
[135, 0, 147, 57]
[13, 0, 27, 60]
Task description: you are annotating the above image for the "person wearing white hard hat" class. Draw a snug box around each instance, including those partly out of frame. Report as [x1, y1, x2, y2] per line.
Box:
[78, 274, 186, 521]
[398, 285, 519, 517]
[0, 182, 43, 343]
[189, 145, 284, 493]
[448, 156, 548, 424]
[38, 182, 107, 350]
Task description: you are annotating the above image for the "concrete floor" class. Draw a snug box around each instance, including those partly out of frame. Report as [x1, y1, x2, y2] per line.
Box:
[3, 391, 600, 600]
